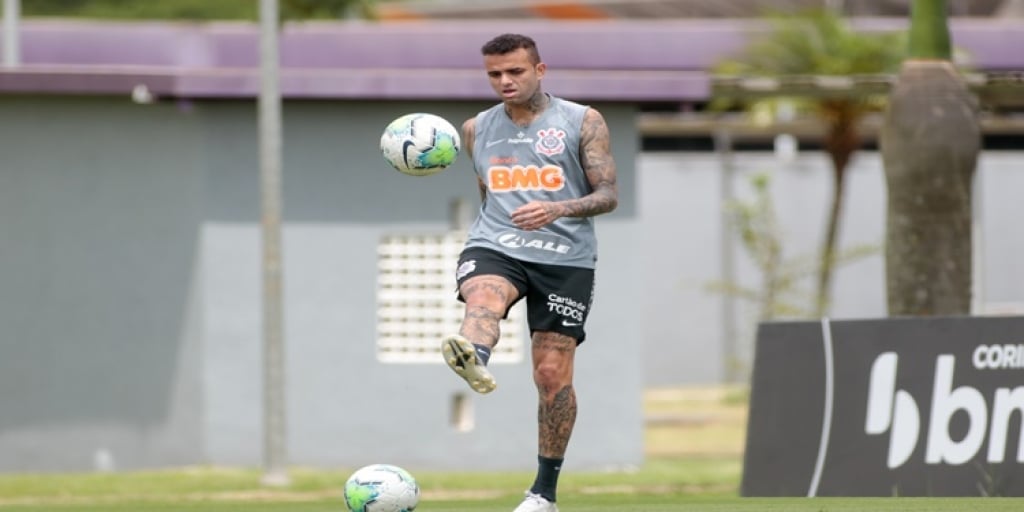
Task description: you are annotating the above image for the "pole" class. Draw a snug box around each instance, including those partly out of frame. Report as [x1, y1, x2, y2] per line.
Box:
[2, 0, 20, 67]
[971, 162, 984, 315]
[714, 128, 739, 383]
[259, 0, 288, 487]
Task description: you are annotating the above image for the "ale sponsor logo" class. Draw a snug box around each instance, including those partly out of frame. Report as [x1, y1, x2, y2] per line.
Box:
[497, 232, 571, 255]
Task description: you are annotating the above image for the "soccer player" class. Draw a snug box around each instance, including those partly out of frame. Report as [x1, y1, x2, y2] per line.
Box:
[440, 33, 619, 512]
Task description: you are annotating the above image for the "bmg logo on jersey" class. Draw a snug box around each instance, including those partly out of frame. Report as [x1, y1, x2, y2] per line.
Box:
[865, 349, 1024, 470]
[488, 165, 565, 192]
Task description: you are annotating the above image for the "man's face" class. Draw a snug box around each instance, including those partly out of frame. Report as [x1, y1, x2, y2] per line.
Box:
[484, 48, 546, 106]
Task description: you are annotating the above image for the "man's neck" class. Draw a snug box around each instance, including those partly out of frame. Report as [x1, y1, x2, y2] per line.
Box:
[505, 92, 549, 127]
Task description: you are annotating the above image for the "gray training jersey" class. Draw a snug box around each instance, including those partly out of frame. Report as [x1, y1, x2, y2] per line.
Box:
[465, 95, 597, 269]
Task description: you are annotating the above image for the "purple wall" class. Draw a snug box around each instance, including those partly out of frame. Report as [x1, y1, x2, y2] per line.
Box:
[0, 19, 1021, 100]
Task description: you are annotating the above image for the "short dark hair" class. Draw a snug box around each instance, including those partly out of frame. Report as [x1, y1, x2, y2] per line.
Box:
[481, 33, 541, 64]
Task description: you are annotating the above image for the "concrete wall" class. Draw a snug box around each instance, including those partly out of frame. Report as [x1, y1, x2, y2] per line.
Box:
[0, 96, 644, 472]
[0, 97, 207, 470]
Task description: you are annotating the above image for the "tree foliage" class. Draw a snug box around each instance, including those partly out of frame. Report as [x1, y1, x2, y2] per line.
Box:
[717, 9, 905, 77]
[714, 9, 904, 317]
[706, 173, 877, 322]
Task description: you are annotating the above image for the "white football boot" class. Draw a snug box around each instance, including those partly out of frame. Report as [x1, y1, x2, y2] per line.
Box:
[512, 491, 558, 512]
[441, 334, 496, 394]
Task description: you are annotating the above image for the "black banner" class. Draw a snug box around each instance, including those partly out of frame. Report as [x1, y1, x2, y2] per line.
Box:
[742, 316, 1024, 496]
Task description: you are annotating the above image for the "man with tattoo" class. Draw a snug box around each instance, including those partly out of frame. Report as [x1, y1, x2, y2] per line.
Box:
[440, 33, 618, 512]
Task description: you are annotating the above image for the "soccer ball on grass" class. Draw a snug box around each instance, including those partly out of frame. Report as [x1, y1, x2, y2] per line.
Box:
[343, 463, 420, 512]
[380, 113, 460, 176]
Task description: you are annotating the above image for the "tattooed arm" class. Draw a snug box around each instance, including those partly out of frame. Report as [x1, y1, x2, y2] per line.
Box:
[511, 108, 618, 230]
[565, 107, 619, 216]
[462, 117, 487, 202]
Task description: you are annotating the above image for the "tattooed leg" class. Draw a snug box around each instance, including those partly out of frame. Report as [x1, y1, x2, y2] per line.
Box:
[458, 275, 518, 348]
[443, 275, 519, 394]
[532, 331, 578, 457]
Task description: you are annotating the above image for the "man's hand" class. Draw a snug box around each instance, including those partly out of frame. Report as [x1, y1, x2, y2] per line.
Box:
[511, 201, 565, 231]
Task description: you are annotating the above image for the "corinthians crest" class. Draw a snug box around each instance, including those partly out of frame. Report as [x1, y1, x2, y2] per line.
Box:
[534, 127, 567, 156]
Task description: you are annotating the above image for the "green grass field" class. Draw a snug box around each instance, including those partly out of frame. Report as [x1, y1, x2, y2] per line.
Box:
[0, 458, 738, 510]
[2, 387, 1021, 510]
[3, 494, 1024, 512]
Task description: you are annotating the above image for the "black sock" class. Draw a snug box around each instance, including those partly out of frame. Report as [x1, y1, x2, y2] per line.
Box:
[529, 455, 563, 503]
[473, 343, 491, 365]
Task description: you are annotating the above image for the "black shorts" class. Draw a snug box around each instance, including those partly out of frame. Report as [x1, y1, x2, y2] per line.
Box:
[455, 246, 595, 344]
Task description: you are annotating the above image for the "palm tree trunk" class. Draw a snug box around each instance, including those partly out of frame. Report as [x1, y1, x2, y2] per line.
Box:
[815, 102, 861, 317]
[880, 0, 980, 315]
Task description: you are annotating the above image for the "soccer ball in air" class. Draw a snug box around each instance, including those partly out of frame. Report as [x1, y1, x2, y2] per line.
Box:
[343, 464, 420, 512]
[380, 113, 460, 176]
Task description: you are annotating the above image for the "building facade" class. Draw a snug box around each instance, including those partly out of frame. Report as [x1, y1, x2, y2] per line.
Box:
[0, 19, 1021, 471]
